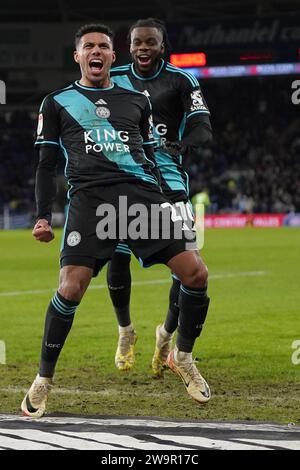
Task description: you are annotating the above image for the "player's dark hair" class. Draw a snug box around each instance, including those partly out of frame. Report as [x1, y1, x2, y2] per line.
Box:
[75, 23, 114, 48]
[128, 18, 171, 52]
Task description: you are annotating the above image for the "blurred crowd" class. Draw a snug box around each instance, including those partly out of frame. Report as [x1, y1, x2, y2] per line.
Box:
[0, 110, 66, 218]
[188, 76, 300, 214]
[0, 110, 36, 214]
[0, 76, 299, 218]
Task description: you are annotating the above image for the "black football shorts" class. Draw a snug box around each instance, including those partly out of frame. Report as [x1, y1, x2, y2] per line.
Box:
[60, 182, 196, 276]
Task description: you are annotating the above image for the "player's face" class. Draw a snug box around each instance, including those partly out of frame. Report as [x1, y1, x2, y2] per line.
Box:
[130, 27, 164, 76]
[74, 32, 116, 87]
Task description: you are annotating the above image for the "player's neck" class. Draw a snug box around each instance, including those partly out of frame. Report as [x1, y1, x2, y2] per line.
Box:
[79, 77, 112, 89]
[134, 60, 162, 78]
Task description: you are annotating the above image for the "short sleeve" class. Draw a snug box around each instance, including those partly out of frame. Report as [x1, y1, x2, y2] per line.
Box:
[180, 73, 210, 119]
[35, 95, 60, 147]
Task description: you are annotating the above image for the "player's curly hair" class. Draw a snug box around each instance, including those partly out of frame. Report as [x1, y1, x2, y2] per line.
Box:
[75, 23, 114, 48]
[128, 18, 171, 52]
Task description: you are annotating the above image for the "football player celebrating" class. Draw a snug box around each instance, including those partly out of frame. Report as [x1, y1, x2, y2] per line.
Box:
[108, 18, 213, 381]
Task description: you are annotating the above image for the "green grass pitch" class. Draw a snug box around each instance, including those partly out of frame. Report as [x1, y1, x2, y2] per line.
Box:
[0, 227, 299, 423]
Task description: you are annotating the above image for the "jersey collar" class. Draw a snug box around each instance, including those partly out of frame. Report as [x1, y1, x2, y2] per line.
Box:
[131, 59, 165, 81]
[75, 80, 115, 91]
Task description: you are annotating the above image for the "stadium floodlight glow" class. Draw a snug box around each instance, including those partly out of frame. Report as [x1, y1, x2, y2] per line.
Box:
[170, 52, 206, 68]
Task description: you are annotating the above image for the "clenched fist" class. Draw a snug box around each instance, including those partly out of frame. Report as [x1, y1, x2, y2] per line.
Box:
[32, 219, 55, 243]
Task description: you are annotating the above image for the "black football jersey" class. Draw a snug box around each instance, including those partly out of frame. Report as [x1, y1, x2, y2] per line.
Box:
[35, 81, 157, 193]
[111, 59, 210, 199]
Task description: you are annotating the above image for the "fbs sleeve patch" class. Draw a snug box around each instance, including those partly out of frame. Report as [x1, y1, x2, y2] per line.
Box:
[190, 90, 207, 111]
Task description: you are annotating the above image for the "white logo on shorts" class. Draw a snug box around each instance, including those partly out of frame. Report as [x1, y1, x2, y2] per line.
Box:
[95, 106, 110, 118]
[67, 231, 81, 247]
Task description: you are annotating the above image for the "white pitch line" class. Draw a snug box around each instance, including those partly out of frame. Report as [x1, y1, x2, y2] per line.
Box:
[0, 271, 266, 297]
[4, 386, 297, 404]
[0, 386, 170, 397]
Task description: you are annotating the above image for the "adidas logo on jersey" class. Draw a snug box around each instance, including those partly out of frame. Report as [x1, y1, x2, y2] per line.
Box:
[95, 99, 107, 105]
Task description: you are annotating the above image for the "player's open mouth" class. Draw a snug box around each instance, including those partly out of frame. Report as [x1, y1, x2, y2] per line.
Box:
[89, 59, 104, 73]
[137, 55, 151, 66]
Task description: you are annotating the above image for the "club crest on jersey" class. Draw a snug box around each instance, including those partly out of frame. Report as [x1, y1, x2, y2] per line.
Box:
[67, 231, 81, 247]
[190, 90, 207, 111]
[95, 106, 110, 119]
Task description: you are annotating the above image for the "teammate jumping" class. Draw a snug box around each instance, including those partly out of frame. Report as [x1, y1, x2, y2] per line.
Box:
[108, 18, 212, 377]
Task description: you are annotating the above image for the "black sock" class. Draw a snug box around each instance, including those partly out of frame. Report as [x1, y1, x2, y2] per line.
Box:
[176, 285, 210, 353]
[107, 250, 131, 327]
[39, 292, 79, 378]
[164, 276, 181, 334]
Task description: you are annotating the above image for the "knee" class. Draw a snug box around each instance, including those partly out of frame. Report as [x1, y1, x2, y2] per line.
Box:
[184, 263, 208, 289]
[58, 279, 84, 303]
